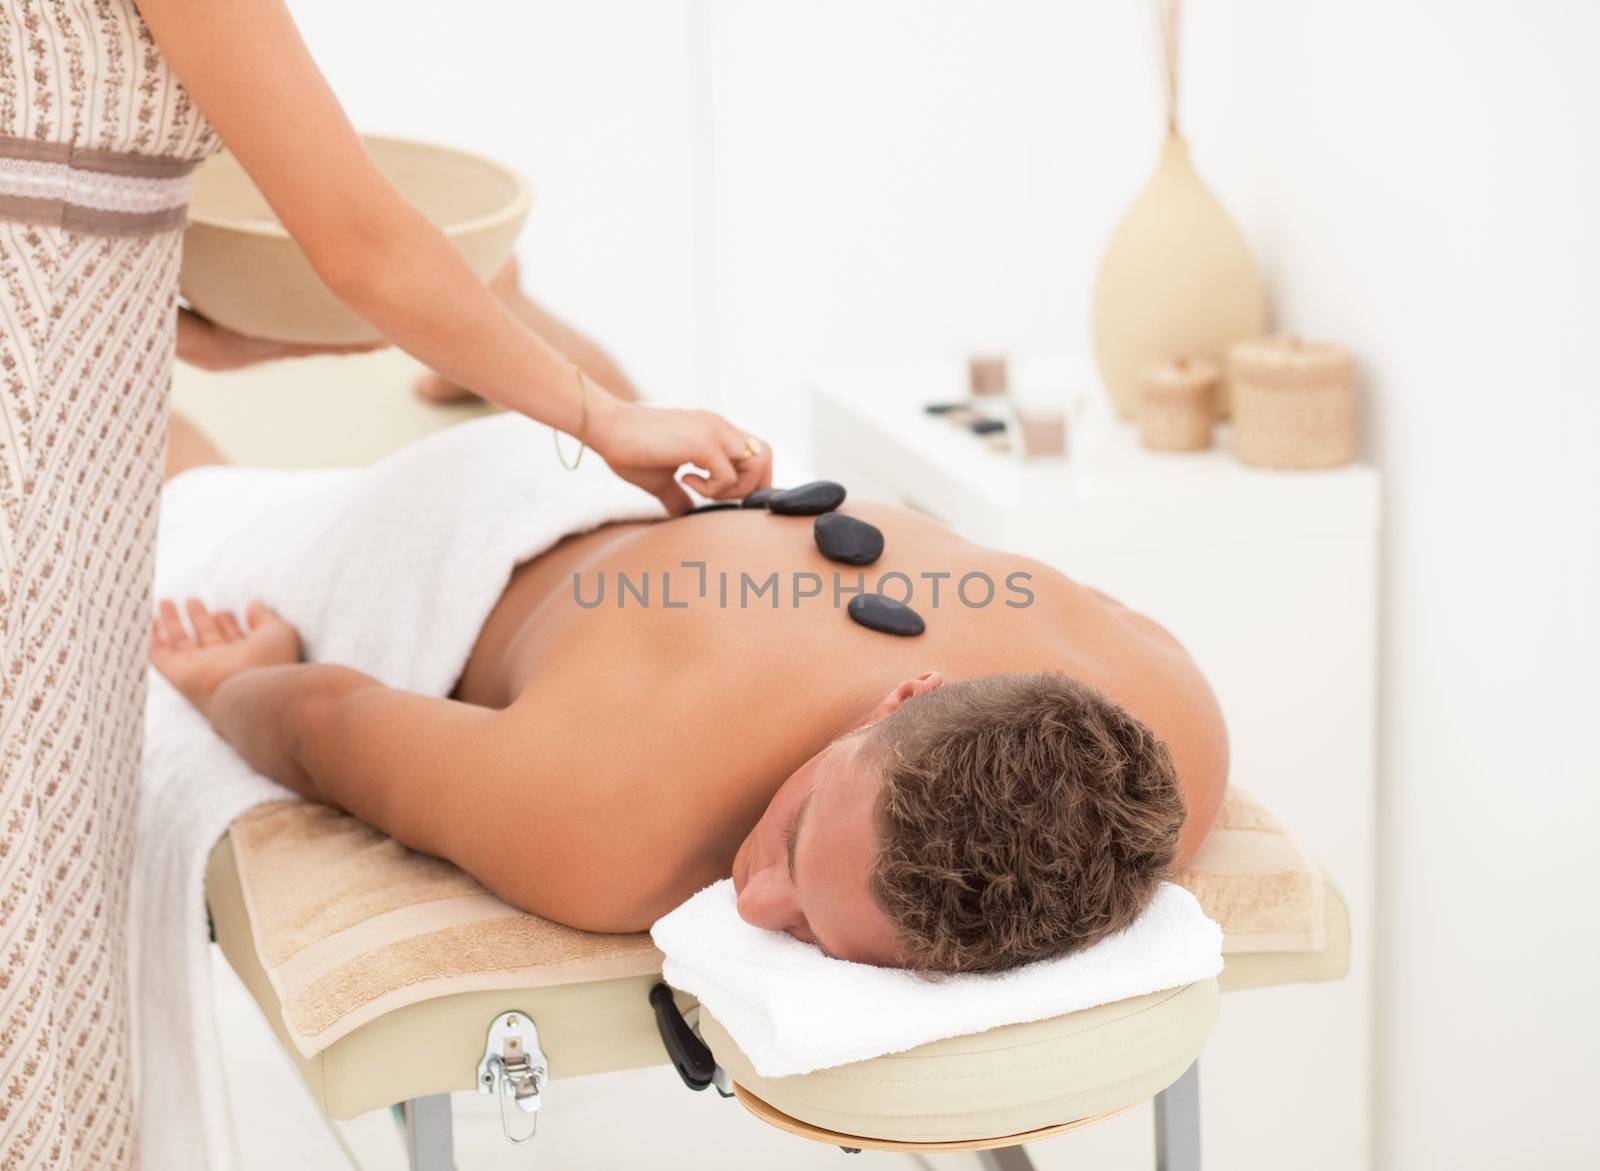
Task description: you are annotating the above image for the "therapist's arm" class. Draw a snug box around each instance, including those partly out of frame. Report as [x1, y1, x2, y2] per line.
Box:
[134, 0, 771, 512]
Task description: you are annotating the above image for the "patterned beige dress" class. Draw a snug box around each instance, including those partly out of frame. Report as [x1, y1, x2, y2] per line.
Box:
[0, 3, 218, 1167]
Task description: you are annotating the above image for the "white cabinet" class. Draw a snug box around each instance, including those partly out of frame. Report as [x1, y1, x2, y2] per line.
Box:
[811, 369, 1380, 1171]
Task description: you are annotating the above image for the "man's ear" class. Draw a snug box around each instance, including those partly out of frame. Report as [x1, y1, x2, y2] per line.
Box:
[860, 671, 944, 727]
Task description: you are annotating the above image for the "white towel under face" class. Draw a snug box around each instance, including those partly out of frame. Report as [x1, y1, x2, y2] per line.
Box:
[652, 879, 1223, 1078]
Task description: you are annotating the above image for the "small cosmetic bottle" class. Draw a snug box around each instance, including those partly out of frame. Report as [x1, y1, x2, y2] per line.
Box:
[966, 354, 1013, 451]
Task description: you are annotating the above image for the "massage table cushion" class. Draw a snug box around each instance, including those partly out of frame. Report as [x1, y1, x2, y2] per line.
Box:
[206, 789, 1346, 1146]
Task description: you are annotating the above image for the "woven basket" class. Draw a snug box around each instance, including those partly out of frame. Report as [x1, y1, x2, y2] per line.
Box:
[1228, 336, 1356, 469]
[1138, 357, 1218, 452]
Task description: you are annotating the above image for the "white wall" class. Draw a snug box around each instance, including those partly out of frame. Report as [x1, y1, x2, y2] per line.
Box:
[277, 3, 1600, 1167]
[285, 0, 705, 405]
[699, 0, 1162, 441]
[1186, 4, 1600, 1168]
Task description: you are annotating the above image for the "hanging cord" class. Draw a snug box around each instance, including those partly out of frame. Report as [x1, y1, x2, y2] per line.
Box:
[1158, 0, 1181, 136]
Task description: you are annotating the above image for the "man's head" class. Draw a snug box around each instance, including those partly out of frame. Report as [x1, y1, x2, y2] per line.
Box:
[730, 671, 1185, 973]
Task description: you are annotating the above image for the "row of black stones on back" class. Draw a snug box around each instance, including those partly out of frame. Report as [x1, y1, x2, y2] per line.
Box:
[684, 481, 924, 636]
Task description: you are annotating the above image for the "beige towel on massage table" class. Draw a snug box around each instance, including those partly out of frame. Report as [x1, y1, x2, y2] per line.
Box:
[224, 787, 1323, 1059]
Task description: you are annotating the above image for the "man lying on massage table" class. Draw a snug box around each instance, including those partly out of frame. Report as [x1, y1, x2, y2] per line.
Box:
[152, 417, 1227, 976]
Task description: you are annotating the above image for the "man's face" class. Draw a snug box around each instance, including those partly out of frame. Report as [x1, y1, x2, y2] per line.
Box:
[730, 734, 906, 966]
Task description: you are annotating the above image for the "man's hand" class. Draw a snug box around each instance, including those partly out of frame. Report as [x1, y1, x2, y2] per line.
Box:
[151, 598, 302, 717]
[177, 307, 385, 371]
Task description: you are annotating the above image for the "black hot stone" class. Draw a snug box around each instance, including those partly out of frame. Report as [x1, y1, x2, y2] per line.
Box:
[768, 480, 847, 516]
[847, 593, 925, 637]
[813, 512, 884, 566]
[969, 417, 1007, 435]
[685, 502, 740, 515]
[742, 487, 778, 509]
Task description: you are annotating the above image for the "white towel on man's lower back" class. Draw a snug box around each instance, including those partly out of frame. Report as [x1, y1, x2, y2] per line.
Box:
[652, 879, 1223, 1078]
[132, 414, 662, 1171]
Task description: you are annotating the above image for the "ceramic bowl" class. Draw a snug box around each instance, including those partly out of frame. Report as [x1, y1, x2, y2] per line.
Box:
[180, 135, 532, 345]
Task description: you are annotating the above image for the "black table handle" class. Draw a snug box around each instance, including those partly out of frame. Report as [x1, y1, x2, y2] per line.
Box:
[649, 983, 718, 1092]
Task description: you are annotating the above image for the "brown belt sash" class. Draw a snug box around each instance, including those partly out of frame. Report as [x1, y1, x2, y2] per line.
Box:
[0, 134, 200, 236]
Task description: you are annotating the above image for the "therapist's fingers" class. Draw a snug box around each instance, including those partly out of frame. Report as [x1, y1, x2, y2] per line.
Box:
[216, 610, 245, 642]
[682, 445, 740, 498]
[723, 420, 771, 487]
[729, 439, 772, 498]
[185, 598, 222, 646]
[654, 476, 694, 517]
[158, 599, 189, 647]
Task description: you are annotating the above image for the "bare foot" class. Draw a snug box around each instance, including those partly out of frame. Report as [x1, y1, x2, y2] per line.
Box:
[164, 410, 227, 483]
[151, 598, 302, 716]
[177, 307, 386, 372]
[413, 368, 481, 404]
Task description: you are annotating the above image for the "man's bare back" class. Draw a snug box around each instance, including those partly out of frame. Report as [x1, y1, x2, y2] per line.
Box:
[154, 439, 1225, 950]
[448, 502, 1221, 912]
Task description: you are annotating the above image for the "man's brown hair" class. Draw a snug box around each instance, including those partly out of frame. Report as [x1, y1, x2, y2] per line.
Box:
[868, 672, 1184, 974]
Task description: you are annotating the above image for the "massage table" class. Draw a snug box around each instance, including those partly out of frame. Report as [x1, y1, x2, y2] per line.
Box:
[204, 789, 1346, 1171]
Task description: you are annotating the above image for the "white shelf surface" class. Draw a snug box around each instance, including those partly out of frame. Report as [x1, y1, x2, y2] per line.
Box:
[811, 368, 1380, 556]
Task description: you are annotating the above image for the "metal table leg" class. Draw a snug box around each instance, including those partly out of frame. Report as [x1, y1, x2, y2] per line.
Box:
[976, 1145, 1039, 1171]
[1153, 1061, 1201, 1171]
[392, 1063, 1198, 1171]
[975, 1059, 1200, 1171]
[401, 1094, 455, 1171]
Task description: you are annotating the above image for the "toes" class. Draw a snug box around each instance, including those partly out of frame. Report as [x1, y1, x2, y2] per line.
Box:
[216, 610, 245, 641]
[185, 597, 222, 646]
[413, 371, 477, 404]
[158, 599, 188, 646]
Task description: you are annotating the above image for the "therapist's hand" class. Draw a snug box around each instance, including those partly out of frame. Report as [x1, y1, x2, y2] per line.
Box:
[588, 397, 772, 516]
[177, 307, 386, 371]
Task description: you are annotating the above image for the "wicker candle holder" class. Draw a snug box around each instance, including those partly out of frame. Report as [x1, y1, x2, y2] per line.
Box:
[1228, 336, 1356, 469]
[1138, 356, 1218, 451]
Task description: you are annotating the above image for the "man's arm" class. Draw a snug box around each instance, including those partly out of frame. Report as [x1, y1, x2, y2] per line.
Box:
[222, 666, 660, 929]
[153, 599, 647, 928]
[206, 663, 494, 859]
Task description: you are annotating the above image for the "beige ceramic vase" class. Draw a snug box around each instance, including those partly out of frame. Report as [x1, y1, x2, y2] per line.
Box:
[1091, 133, 1267, 419]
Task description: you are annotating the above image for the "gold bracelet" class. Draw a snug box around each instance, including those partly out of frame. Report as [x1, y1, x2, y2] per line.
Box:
[553, 364, 588, 470]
